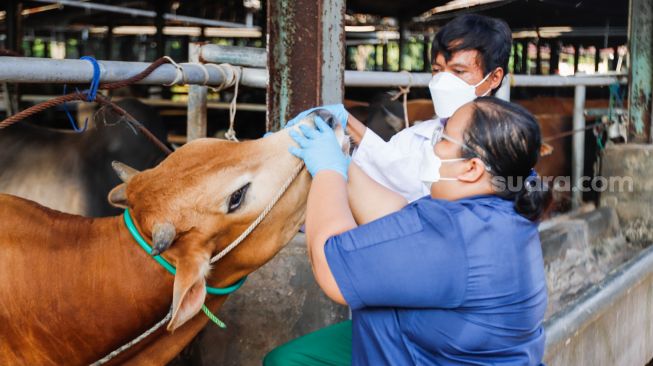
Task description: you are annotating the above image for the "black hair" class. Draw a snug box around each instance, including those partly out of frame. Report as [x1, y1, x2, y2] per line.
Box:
[461, 97, 552, 221]
[431, 14, 512, 92]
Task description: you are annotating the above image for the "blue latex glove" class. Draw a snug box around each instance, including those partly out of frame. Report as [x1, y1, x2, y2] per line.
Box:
[289, 116, 350, 180]
[285, 104, 349, 130]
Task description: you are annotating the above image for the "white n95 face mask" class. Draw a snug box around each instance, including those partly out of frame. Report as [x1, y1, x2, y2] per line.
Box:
[418, 143, 465, 190]
[428, 71, 491, 118]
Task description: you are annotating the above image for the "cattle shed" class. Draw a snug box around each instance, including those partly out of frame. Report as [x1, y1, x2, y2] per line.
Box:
[1, 1, 653, 365]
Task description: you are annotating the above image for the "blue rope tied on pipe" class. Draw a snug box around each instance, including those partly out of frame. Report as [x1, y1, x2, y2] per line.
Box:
[61, 56, 102, 132]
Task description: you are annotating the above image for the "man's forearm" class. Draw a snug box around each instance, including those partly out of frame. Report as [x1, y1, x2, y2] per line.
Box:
[347, 114, 367, 145]
[347, 163, 408, 224]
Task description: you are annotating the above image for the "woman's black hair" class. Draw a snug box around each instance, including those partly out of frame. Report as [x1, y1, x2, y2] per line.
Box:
[461, 97, 552, 221]
[431, 14, 512, 95]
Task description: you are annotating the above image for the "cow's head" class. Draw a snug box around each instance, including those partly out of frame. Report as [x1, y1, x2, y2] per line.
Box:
[107, 111, 347, 331]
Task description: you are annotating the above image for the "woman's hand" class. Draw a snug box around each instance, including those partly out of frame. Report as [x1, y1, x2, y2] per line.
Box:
[289, 116, 351, 180]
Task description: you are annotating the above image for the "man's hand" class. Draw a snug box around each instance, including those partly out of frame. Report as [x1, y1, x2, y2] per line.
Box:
[285, 104, 349, 130]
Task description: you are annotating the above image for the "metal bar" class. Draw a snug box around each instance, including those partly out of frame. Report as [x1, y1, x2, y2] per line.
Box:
[155, 1, 166, 60]
[0, 56, 266, 88]
[512, 43, 519, 74]
[627, 0, 653, 142]
[195, 44, 626, 88]
[572, 85, 586, 209]
[535, 39, 542, 75]
[344, 71, 626, 88]
[7, 50, 616, 91]
[200, 45, 267, 68]
[521, 40, 529, 75]
[31, 0, 256, 29]
[398, 20, 406, 71]
[267, 0, 345, 130]
[6, 0, 20, 53]
[573, 43, 580, 74]
[321, 0, 345, 104]
[187, 43, 208, 141]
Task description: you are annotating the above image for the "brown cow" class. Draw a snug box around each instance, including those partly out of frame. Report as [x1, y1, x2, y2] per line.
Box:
[0, 112, 347, 365]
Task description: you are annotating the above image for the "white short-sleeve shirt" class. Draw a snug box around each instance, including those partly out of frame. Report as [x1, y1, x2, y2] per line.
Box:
[352, 118, 443, 202]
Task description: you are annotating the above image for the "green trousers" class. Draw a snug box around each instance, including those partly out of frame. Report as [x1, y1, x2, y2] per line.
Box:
[263, 320, 352, 366]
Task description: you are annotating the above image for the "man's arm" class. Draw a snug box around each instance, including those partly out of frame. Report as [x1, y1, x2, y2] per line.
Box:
[346, 114, 367, 145]
[347, 163, 408, 224]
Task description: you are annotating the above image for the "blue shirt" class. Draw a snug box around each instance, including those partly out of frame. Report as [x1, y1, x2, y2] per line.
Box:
[325, 195, 547, 366]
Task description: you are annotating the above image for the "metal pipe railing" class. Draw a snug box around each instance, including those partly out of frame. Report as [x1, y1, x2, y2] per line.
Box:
[0, 56, 267, 88]
[572, 85, 587, 208]
[194, 44, 627, 88]
[188, 43, 208, 141]
[200, 45, 267, 69]
[344, 71, 626, 88]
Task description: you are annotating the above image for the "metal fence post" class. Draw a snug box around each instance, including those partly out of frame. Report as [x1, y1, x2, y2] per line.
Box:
[572, 85, 586, 208]
[627, 0, 653, 142]
[187, 42, 208, 141]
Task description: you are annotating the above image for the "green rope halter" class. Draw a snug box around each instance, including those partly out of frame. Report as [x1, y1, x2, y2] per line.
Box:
[123, 209, 247, 328]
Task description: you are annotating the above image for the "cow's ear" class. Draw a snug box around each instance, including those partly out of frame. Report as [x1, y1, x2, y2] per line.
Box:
[167, 252, 209, 332]
[108, 183, 129, 208]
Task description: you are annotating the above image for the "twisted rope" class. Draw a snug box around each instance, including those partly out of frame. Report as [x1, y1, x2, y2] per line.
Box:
[390, 71, 413, 130]
[204, 63, 242, 141]
[90, 309, 172, 366]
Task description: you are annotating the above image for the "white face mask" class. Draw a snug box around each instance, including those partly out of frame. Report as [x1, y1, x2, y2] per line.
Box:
[428, 71, 491, 118]
[418, 143, 465, 190]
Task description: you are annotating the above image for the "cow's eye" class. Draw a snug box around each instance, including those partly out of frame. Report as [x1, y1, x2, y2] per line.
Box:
[228, 183, 250, 213]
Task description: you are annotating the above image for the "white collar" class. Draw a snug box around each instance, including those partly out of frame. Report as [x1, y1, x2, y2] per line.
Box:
[411, 118, 442, 139]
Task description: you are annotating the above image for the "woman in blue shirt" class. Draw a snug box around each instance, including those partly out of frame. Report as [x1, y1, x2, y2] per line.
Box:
[265, 97, 551, 365]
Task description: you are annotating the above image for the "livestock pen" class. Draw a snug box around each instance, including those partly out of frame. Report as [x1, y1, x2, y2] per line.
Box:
[1, 0, 652, 365]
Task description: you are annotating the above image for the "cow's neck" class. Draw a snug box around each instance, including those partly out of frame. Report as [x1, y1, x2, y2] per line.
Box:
[2, 205, 184, 365]
[70, 215, 177, 363]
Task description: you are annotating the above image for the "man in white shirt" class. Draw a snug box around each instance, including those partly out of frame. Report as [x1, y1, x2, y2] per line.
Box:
[289, 14, 513, 202]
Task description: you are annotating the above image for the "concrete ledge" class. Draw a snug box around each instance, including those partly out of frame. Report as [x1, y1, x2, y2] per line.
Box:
[543, 244, 653, 365]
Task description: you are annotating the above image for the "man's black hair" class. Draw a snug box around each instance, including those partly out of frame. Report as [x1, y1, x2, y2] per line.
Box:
[431, 14, 512, 76]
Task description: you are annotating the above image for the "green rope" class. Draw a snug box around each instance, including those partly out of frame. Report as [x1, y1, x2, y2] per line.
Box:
[202, 304, 227, 328]
[123, 209, 243, 328]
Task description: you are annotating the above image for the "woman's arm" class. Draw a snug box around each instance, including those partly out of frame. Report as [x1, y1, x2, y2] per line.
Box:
[347, 163, 408, 224]
[305, 171, 354, 305]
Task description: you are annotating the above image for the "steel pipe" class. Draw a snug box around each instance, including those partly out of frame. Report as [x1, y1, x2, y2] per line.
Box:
[344, 71, 626, 88]
[195, 45, 627, 88]
[0, 56, 267, 88]
[200, 45, 267, 68]
[188, 43, 208, 141]
[572, 85, 586, 208]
